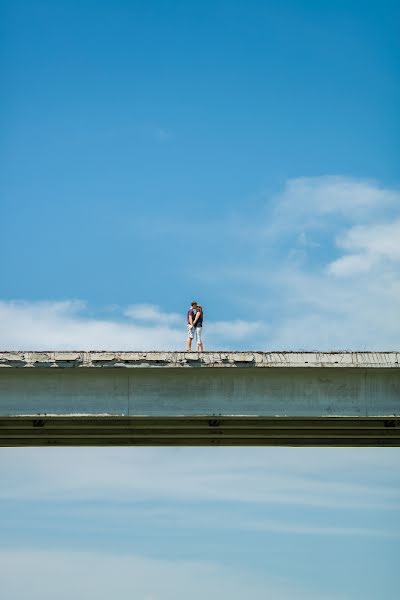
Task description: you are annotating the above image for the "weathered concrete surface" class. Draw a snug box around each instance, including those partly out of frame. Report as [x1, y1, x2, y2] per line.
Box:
[0, 352, 399, 446]
[1, 351, 399, 368]
[1, 365, 399, 417]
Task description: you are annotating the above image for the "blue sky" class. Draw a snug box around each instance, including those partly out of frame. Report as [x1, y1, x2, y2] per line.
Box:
[1, 447, 400, 599]
[1, 1, 400, 598]
[1, 0, 399, 350]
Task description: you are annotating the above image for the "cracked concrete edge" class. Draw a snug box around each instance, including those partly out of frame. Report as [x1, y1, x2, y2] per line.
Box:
[0, 351, 399, 368]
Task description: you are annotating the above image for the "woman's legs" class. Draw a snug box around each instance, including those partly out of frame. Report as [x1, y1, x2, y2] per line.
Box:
[195, 327, 204, 352]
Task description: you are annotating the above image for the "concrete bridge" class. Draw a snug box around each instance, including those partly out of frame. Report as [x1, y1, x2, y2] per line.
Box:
[0, 351, 399, 447]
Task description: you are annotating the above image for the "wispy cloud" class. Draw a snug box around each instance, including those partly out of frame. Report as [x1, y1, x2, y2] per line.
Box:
[0, 300, 263, 350]
[124, 304, 182, 325]
[272, 176, 400, 226]
[1, 176, 399, 350]
[202, 176, 400, 349]
[0, 300, 181, 350]
[0, 549, 329, 600]
[328, 218, 400, 276]
[243, 520, 398, 538]
[1, 448, 399, 510]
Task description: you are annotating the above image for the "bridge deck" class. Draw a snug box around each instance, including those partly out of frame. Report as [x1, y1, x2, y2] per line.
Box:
[1, 352, 399, 446]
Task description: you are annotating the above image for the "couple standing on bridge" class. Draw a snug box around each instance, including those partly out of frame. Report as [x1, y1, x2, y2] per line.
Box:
[186, 301, 204, 352]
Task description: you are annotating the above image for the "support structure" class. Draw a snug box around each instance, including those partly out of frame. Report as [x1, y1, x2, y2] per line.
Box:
[0, 351, 399, 446]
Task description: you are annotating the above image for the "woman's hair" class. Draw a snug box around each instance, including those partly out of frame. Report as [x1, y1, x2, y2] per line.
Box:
[196, 305, 203, 314]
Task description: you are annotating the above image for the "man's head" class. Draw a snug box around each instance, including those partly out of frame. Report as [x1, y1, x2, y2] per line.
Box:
[191, 301, 197, 309]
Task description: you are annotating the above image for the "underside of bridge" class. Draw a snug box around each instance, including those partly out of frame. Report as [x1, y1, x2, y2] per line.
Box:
[1, 416, 399, 447]
[0, 351, 399, 447]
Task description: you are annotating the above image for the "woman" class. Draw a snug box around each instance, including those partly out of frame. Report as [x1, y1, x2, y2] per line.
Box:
[192, 304, 204, 352]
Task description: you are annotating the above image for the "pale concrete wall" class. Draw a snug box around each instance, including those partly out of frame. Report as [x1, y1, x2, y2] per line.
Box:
[1, 366, 399, 417]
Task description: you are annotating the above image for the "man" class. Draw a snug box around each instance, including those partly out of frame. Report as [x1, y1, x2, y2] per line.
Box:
[186, 301, 197, 351]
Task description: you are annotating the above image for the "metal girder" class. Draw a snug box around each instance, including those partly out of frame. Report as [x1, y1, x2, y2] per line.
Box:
[1, 416, 399, 447]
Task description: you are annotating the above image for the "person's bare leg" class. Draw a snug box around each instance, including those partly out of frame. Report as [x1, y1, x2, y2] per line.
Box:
[196, 329, 203, 352]
[187, 336, 192, 351]
[196, 334, 204, 352]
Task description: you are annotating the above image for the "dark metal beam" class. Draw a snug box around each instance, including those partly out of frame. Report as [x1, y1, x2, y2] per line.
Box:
[1, 416, 399, 447]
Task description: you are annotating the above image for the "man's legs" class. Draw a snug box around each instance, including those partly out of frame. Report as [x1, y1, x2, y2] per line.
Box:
[186, 324, 194, 351]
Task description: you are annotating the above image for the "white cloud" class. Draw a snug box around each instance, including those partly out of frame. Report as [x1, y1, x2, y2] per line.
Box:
[0, 549, 313, 600]
[1, 176, 399, 351]
[266, 178, 400, 346]
[339, 220, 400, 259]
[0, 300, 265, 350]
[265, 267, 400, 349]
[226, 176, 400, 349]
[327, 252, 376, 276]
[328, 219, 400, 276]
[274, 176, 400, 225]
[209, 319, 263, 341]
[0, 300, 182, 350]
[244, 519, 397, 538]
[124, 304, 182, 325]
[1, 447, 399, 510]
